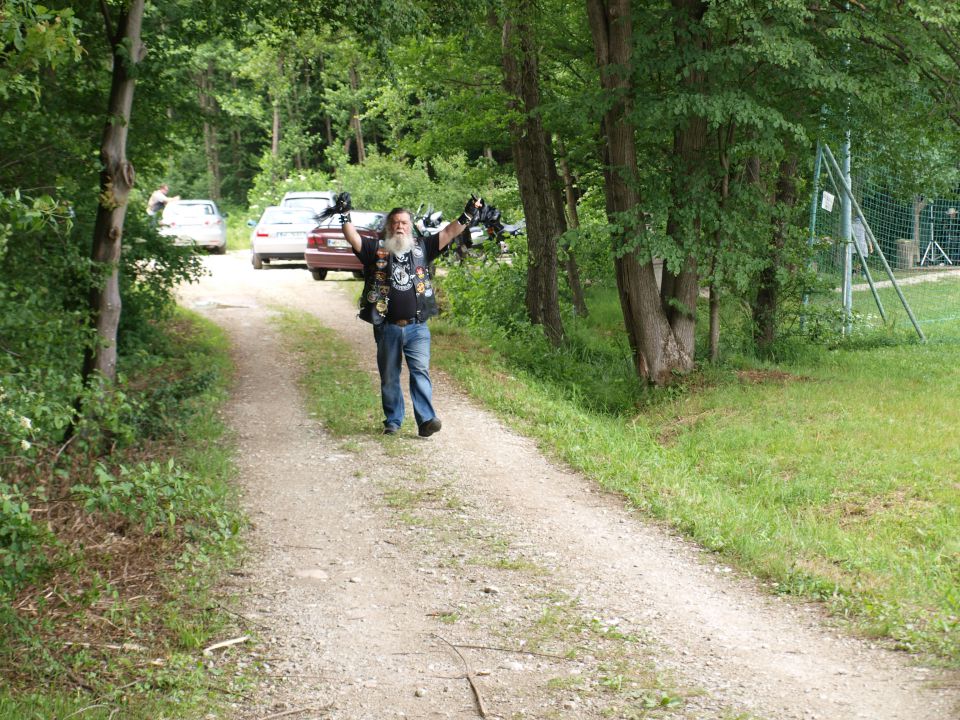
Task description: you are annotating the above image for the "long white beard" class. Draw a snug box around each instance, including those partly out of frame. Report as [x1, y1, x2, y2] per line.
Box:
[384, 231, 414, 257]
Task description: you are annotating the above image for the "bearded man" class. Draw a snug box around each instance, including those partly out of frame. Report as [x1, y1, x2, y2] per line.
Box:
[337, 193, 494, 436]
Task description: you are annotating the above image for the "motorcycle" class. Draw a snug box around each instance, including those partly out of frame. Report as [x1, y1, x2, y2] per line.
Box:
[413, 202, 522, 262]
[413, 203, 448, 238]
[454, 211, 523, 261]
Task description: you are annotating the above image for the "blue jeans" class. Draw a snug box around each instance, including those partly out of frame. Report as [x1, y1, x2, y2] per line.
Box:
[373, 322, 436, 430]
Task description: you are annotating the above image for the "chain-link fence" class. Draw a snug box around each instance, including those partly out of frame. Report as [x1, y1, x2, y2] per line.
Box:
[808, 142, 960, 343]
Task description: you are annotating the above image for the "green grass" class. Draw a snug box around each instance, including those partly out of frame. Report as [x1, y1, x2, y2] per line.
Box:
[808, 268, 960, 342]
[225, 207, 253, 252]
[276, 309, 383, 435]
[428, 287, 960, 664]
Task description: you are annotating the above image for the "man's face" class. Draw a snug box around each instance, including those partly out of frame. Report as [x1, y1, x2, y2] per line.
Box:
[384, 212, 415, 256]
[387, 212, 412, 238]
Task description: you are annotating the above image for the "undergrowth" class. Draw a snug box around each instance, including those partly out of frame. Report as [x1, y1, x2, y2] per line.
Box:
[0, 309, 247, 718]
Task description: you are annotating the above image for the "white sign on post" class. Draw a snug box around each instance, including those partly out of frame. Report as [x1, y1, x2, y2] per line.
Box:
[821, 191, 835, 212]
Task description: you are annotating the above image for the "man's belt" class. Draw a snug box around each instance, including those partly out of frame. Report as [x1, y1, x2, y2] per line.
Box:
[390, 318, 418, 327]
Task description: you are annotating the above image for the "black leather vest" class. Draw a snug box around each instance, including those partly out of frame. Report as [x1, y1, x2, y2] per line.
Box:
[358, 236, 439, 325]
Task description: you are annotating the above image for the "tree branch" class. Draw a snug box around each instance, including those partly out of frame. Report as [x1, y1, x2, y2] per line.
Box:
[98, 0, 114, 46]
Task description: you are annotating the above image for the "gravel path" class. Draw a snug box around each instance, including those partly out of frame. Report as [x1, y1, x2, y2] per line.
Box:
[178, 253, 959, 720]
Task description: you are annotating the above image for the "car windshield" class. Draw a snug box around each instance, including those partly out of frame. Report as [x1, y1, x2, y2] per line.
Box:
[283, 197, 332, 212]
[166, 203, 216, 219]
[260, 207, 316, 225]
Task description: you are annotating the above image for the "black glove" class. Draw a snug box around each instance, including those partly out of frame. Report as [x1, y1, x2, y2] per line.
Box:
[477, 204, 501, 228]
[317, 192, 352, 223]
[334, 192, 352, 224]
[458, 195, 482, 226]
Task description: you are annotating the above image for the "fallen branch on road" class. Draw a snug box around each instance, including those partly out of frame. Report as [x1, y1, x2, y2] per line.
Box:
[256, 706, 329, 720]
[433, 633, 488, 718]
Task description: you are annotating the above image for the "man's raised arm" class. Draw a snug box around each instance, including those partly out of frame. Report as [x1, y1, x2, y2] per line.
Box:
[342, 216, 362, 253]
[438, 196, 482, 250]
[322, 193, 361, 252]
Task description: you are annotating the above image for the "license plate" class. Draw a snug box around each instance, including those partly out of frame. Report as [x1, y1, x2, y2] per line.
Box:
[327, 237, 349, 248]
[278, 232, 306, 240]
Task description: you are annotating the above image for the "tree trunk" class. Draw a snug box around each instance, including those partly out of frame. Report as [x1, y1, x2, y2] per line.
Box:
[913, 195, 927, 245]
[662, 0, 708, 361]
[82, 0, 146, 387]
[289, 94, 303, 170]
[753, 156, 799, 353]
[349, 64, 366, 164]
[271, 56, 282, 163]
[586, 0, 691, 384]
[558, 146, 588, 317]
[709, 123, 734, 363]
[501, 3, 565, 345]
[319, 54, 334, 147]
[230, 76, 243, 179]
[198, 62, 222, 201]
[709, 283, 720, 362]
[271, 103, 281, 159]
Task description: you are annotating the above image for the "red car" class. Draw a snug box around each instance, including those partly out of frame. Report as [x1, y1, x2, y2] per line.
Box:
[304, 211, 385, 281]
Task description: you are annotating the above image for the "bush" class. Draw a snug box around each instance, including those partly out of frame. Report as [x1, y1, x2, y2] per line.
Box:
[439, 246, 529, 332]
[0, 483, 48, 598]
[72, 460, 227, 536]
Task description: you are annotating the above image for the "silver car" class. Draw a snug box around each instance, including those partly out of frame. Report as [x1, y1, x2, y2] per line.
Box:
[159, 200, 227, 254]
[249, 206, 317, 269]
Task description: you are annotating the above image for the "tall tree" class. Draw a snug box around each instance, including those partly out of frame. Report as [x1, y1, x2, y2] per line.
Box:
[501, 1, 565, 344]
[83, 0, 147, 386]
[557, 142, 589, 317]
[660, 0, 707, 366]
[197, 58, 223, 200]
[586, 0, 692, 384]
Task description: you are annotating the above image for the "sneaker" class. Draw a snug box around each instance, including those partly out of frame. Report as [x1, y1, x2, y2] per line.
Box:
[382, 425, 399, 435]
[418, 418, 442, 437]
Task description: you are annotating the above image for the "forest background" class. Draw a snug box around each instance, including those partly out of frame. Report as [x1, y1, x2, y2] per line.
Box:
[2, 1, 960, 717]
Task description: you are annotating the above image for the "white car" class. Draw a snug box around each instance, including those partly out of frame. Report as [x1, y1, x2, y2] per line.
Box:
[249, 206, 317, 269]
[159, 200, 227, 254]
[279, 190, 335, 216]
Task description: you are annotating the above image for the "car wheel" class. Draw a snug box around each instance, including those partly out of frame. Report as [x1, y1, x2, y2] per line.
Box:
[252, 253, 263, 269]
[352, 270, 364, 279]
[311, 268, 328, 281]
[213, 244, 227, 255]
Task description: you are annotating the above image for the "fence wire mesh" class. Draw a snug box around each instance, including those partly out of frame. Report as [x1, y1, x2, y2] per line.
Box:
[808, 145, 960, 343]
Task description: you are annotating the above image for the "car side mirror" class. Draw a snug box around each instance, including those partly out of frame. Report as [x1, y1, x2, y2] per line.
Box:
[246, 219, 256, 227]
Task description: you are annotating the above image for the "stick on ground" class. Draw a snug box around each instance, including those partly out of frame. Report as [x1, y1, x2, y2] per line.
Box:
[433, 634, 488, 718]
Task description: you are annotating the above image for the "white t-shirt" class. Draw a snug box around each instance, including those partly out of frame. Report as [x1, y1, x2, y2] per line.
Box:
[147, 189, 169, 215]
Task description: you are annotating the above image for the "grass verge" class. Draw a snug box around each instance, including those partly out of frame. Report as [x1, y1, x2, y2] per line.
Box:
[427, 287, 960, 666]
[0, 309, 247, 719]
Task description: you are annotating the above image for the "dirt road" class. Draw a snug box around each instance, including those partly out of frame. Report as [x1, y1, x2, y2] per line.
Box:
[178, 253, 958, 720]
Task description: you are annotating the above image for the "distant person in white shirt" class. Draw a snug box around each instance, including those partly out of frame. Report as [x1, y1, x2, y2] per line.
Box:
[147, 184, 179, 217]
